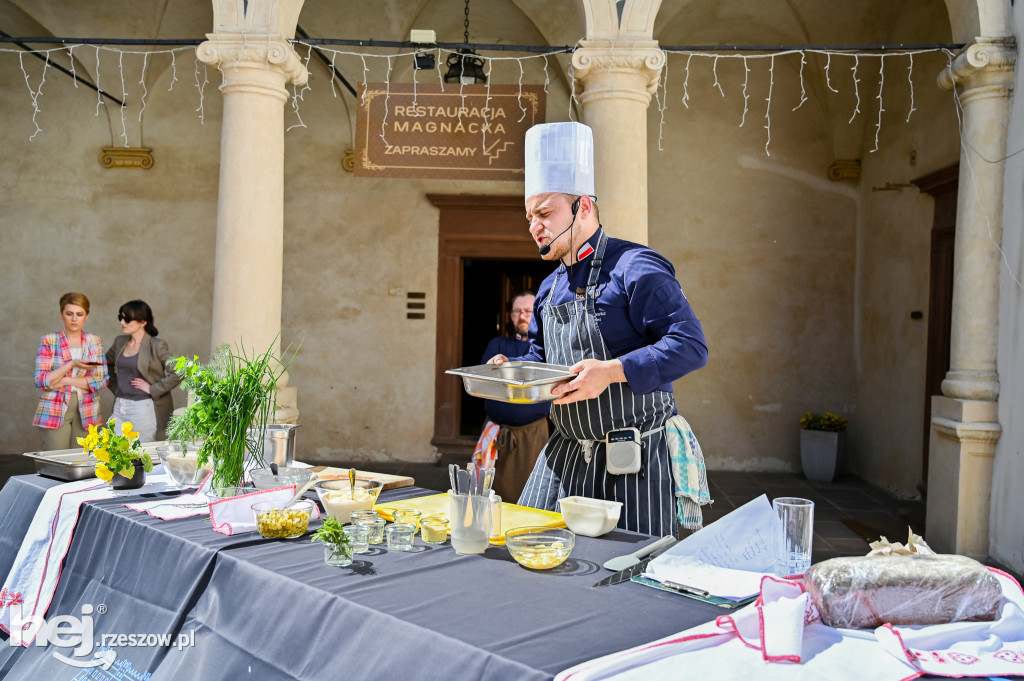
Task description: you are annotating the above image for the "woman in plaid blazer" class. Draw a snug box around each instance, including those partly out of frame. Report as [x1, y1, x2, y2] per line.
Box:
[33, 292, 108, 451]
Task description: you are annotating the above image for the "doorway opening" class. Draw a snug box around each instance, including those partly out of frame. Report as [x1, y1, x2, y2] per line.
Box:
[912, 164, 958, 498]
[460, 257, 553, 436]
[429, 194, 543, 458]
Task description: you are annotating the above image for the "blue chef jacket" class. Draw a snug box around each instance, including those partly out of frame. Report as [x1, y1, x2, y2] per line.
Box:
[517, 227, 708, 396]
[480, 335, 551, 426]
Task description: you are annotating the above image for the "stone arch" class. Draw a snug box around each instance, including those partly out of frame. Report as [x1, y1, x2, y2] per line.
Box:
[577, 0, 662, 40]
[942, 0, 1010, 42]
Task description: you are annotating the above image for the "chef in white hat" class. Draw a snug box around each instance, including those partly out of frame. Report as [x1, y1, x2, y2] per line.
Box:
[488, 121, 710, 537]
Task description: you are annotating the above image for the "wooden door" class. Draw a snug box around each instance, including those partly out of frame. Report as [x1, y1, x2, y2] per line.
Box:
[428, 194, 543, 457]
[912, 164, 958, 496]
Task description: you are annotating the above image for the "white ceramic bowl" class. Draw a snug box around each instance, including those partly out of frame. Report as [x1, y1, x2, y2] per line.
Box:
[557, 496, 622, 537]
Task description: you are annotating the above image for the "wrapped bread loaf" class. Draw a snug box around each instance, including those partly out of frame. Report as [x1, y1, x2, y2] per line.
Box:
[804, 554, 1002, 629]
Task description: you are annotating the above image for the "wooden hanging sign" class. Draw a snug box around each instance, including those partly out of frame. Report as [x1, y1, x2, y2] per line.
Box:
[354, 83, 545, 181]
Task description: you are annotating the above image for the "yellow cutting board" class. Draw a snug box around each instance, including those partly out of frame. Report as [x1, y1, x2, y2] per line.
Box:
[374, 493, 565, 546]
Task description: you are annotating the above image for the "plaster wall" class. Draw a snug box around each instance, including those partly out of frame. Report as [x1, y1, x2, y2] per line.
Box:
[0, 0, 969, 482]
[990, 0, 1024, 574]
[648, 53, 859, 473]
[849, 4, 960, 497]
[0, 54, 220, 451]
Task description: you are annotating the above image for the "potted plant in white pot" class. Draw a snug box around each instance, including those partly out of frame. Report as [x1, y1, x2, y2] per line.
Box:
[799, 411, 848, 482]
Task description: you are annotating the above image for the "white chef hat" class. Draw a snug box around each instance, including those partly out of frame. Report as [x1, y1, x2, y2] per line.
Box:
[524, 122, 595, 200]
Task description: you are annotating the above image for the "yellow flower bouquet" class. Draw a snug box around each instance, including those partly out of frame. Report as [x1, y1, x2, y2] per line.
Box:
[78, 418, 154, 484]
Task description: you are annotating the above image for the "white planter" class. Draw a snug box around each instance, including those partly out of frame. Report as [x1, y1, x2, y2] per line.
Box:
[800, 430, 846, 482]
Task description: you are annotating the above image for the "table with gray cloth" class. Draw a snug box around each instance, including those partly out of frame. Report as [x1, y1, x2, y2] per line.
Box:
[0, 474, 723, 680]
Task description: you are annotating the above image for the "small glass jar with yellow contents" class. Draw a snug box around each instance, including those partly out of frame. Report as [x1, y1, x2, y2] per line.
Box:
[420, 515, 449, 544]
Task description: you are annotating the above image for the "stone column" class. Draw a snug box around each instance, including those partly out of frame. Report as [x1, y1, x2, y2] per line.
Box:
[197, 1, 306, 422]
[571, 41, 665, 245]
[926, 38, 1015, 559]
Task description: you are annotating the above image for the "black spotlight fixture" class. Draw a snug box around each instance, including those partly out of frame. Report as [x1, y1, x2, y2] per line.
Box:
[414, 51, 435, 70]
[443, 49, 487, 84]
[443, 0, 487, 85]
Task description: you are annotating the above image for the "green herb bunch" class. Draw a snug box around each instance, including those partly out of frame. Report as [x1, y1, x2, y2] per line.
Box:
[799, 411, 848, 432]
[166, 342, 291, 489]
[311, 517, 353, 561]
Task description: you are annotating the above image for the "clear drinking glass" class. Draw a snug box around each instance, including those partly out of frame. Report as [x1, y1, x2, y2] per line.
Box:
[772, 497, 814, 577]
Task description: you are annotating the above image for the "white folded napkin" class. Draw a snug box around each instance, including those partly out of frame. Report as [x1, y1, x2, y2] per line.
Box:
[123, 472, 215, 520]
[209, 486, 320, 536]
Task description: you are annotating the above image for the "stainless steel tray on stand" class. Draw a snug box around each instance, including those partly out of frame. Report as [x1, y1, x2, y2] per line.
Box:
[446, 361, 575, 404]
[23, 442, 167, 482]
[23, 448, 99, 481]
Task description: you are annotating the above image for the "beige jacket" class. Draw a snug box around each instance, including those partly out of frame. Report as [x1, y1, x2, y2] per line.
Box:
[106, 333, 181, 439]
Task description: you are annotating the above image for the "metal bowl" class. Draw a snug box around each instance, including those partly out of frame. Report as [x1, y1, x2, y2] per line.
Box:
[446, 361, 574, 404]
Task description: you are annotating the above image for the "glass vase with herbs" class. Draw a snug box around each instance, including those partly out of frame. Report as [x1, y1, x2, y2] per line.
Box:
[311, 517, 354, 567]
[166, 342, 292, 490]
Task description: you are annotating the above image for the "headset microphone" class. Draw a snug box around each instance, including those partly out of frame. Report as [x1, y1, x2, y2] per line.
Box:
[537, 198, 581, 257]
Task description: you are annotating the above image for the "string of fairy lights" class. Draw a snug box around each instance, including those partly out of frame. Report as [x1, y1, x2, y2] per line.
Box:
[1, 39, 956, 157]
[1, 37, 1020, 289]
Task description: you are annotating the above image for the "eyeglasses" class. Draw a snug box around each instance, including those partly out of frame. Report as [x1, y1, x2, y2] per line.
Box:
[117, 314, 134, 323]
[511, 308, 532, 316]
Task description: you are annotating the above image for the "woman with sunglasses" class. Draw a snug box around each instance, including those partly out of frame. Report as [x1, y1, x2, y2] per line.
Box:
[105, 300, 181, 441]
[33, 292, 109, 450]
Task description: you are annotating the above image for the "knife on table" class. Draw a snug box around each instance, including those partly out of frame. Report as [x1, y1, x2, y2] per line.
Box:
[591, 539, 678, 588]
[591, 558, 711, 598]
[591, 556, 655, 587]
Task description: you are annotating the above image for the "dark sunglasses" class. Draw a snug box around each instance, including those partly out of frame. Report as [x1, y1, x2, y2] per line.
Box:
[117, 314, 134, 323]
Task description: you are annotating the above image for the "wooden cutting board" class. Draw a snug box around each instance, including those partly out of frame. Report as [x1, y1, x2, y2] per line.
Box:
[312, 466, 415, 492]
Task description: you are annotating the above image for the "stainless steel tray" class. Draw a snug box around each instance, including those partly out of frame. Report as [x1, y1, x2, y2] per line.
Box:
[23, 449, 99, 481]
[23, 442, 166, 482]
[446, 361, 575, 403]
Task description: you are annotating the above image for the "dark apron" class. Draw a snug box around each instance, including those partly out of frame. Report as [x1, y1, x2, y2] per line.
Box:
[517, 231, 677, 536]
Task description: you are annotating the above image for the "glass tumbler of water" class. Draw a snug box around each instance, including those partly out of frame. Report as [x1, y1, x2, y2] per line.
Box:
[772, 497, 814, 577]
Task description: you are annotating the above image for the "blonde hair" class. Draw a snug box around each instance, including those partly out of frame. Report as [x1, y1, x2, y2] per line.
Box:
[59, 292, 90, 314]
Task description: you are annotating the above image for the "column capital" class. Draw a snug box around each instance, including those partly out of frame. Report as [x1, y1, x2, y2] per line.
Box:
[572, 40, 666, 103]
[197, 32, 307, 99]
[937, 37, 1016, 99]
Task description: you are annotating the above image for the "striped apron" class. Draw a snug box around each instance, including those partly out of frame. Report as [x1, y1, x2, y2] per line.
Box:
[518, 231, 678, 537]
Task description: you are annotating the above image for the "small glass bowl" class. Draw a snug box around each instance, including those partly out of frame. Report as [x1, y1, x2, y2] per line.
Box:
[322, 541, 353, 567]
[350, 509, 379, 525]
[356, 516, 386, 544]
[252, 500, 314, 539]
[386, 522, 416, 551]
[161, 451, 213, 486]
[392, 508, 423, 533]
[504, 527, 575, 570]
[420, 516, 449, 544]
[250, 467, 314, 491]
[346, 524, 371, 554]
